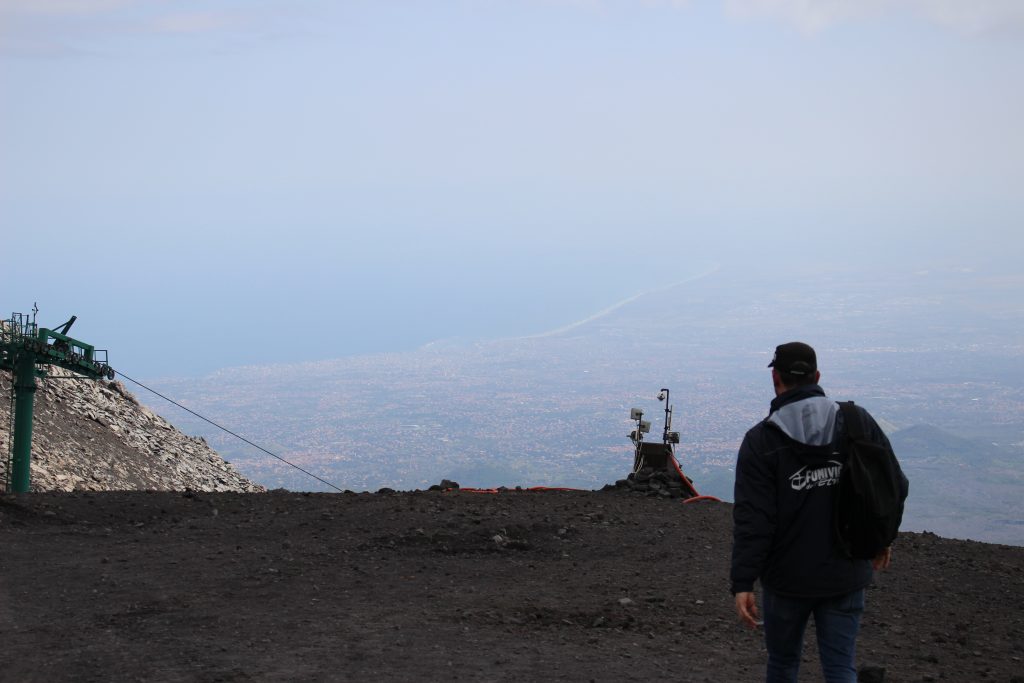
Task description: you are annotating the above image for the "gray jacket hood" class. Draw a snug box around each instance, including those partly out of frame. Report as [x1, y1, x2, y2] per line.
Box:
[767, 395, 838, 446]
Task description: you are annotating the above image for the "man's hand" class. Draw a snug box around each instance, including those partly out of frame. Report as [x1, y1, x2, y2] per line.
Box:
[872, 546, 892, 570]
[735, 591, 760, 628]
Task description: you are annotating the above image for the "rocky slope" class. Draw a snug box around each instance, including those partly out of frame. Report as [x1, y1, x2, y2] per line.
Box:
[0, 368, 263, 492]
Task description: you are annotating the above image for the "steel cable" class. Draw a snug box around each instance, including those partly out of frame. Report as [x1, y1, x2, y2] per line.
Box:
[114, 370, 344, 493]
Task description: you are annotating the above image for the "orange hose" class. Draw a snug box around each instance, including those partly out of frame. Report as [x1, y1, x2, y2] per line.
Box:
[526, 486, 586, 492]
[683, 494, 722, 504]
[668, 452, 701, 498]
[446, 486, 587, 494]
[442, 466, 718, 502]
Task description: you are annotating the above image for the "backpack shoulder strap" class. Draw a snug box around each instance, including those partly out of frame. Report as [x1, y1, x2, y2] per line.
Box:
[836, 400, 866, 441]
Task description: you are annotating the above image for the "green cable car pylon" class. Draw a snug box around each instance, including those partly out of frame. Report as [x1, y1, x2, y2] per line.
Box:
[1, 306, 114, 493]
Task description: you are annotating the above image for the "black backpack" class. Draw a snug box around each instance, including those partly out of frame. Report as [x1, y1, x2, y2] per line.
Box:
[834, 401, 906, 559]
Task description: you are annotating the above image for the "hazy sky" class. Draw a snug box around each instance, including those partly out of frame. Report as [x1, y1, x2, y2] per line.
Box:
[2, 0, 1022, 376]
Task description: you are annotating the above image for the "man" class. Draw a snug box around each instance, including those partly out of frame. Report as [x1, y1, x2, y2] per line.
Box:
[731, 342, 908, 683]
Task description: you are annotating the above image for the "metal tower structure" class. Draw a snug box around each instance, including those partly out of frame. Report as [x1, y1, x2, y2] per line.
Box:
[1, 307, 114, 493]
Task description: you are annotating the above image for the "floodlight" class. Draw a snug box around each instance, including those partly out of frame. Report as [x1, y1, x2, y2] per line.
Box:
[667, 432, 680, 444]
[640, 420, 651, 433]
[630, 408, 643, 420]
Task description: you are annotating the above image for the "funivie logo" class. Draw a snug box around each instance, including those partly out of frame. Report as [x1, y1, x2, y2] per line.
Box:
[789, 460, 842, 491]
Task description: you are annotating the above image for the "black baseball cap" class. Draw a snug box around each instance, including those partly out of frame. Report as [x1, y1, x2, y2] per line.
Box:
[768, 342, 817, 376]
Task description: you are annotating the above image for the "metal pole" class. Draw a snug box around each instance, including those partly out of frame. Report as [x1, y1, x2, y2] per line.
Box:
[10, 353, 37, 493]
[661, 388, 671, 444]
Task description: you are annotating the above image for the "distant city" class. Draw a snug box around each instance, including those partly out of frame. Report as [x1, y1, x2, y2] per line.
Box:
[143, 265, 1024, 545]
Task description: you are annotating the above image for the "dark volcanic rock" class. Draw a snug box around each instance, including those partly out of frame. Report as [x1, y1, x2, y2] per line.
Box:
[1, 489, 1020, 682]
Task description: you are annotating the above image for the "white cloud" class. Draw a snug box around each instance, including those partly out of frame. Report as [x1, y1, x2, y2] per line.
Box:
[724, 0, 884, 33]
[0, 1, 275, 56]
[0, 0, 133, 15]
[0, 0, 246, 34]
[148, 11, 240, 35]
[724, 0, 1024, 35]
[915, 0, 1024, 36]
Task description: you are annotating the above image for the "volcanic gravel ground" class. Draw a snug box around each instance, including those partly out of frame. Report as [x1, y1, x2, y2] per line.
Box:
[1, 490, 1022, 682]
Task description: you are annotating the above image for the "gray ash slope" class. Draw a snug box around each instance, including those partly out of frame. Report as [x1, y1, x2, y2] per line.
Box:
[1, 489, 1021, 682]
[0, 368, 263, 492]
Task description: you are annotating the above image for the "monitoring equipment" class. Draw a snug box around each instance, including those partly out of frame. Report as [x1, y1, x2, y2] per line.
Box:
[628, 387, 680, 472]
[622, 386, 704, 500]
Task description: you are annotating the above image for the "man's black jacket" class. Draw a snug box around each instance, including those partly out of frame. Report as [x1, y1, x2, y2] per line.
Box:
[730, 384, 907, 598]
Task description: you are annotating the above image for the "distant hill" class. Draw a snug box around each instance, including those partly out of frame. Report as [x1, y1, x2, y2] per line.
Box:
[891, 424, 1023, 545]
[0, 368, 263, 493]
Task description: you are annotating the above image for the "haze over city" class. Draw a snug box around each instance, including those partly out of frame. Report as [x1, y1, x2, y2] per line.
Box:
[4, 0, 1022, 376]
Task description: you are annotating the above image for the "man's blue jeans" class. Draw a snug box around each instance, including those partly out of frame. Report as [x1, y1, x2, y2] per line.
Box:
[762, 587, 865, 683]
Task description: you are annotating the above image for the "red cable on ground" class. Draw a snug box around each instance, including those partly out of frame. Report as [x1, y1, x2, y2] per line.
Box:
[446, 486, 587, 494]
[670, 452, 722, 503]
[441, 459, 721, 502]
[683, 495, 722, 504]
[668, 452, 700, 498]
[525, 486, 586, 492]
